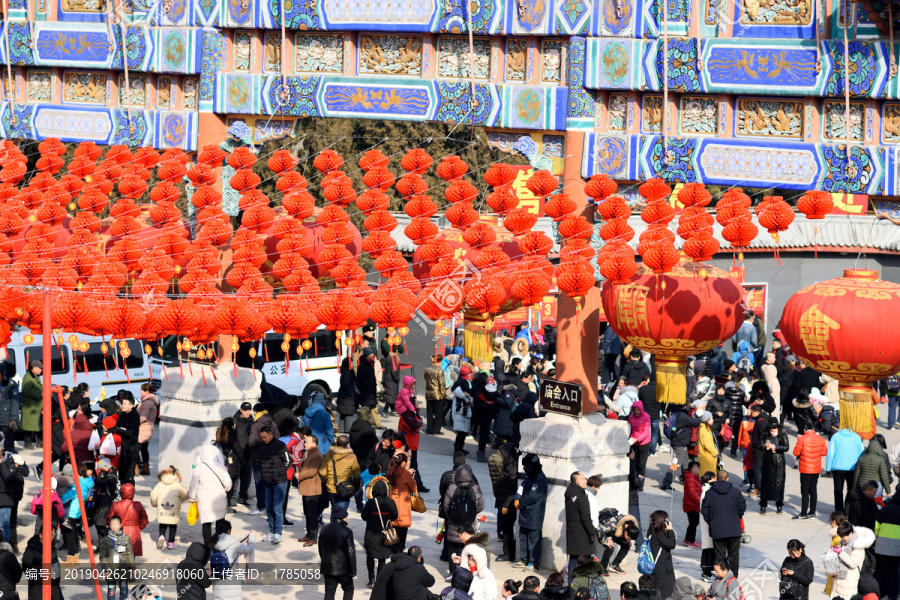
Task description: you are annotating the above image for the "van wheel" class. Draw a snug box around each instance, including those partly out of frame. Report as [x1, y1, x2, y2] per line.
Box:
[296, 383, 327, 416]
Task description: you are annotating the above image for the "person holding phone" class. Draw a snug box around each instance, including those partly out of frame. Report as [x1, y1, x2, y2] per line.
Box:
[646, 510, 677, 600]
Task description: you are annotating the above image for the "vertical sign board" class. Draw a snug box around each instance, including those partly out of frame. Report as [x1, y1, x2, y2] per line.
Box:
[539, 378, 583, 417]
[741, 283, 768, 329]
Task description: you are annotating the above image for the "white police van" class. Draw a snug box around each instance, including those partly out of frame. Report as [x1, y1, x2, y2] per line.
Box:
[2, 328, 150, 399]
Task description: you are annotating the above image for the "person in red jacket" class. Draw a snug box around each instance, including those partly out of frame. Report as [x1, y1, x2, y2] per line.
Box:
[107, 483, 149, 557]
[61, 404, 95, 467]
[792, 429, 828, 520]
[683, 460, 702, 547]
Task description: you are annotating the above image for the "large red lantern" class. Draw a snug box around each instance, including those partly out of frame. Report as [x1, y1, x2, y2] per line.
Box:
[601, 262, 745, 405]
[779, 269, 900, 439]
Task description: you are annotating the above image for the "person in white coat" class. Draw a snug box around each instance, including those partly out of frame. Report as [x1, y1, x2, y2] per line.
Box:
[699, 472, 715, 582]
[189, 443, 233, 542]
[831, 521, 876, 599]
[211, 521, 255, 600]
[586, 475, 602, 555]
[466, 544, 498, 600]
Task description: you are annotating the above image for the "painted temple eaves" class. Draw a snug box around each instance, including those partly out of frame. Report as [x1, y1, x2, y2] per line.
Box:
[0, 0, 897, 193]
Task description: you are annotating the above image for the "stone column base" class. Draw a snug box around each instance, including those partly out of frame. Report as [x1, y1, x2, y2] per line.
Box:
[519, 412, 631, 571]
[157, 362, 261, 477]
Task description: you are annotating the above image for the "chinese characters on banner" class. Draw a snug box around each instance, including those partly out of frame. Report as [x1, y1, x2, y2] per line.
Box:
[539, 378, 583, 417]
[741, 283, 767, 328]
[509, 166, 554, 217]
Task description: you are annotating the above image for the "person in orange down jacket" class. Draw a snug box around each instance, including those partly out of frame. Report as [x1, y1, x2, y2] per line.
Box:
[107, 483, 149, 556]
[792, 428, 829, 520]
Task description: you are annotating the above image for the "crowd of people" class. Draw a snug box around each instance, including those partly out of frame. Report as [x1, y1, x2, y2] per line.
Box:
[0, 315, 899, 600]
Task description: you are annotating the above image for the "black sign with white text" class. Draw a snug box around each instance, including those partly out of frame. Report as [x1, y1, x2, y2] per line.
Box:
[539, 378, 583, 417]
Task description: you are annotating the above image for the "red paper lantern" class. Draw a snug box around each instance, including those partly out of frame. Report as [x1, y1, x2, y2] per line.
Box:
[556, 260, 595, 299]
[584, 174, 617, 201]
[359, 149, 389, 172]
[373, 252, 408, 278]
[436, 156, 468, 181]
[683, 232, 721, 262]
[558, 216, 593, 241]
[444, 180, 478, 204]
[198, 145, 226, 167]
[638, 178, 671, 203]
[362, 166, 396, 190]
[362, 210, 396, 232]
[462, 222, 497, 249]
[356, 189, 390, 215]
[404, 195, 438, 219]
[465, 277, 507, 315]
[404, 218, 438, 246]
[400, 149, 433, 174]
[601, 262, 744, 404]
[642, 241, 680, 274]
[600, 254, 639, 285]
[227, 147, 258, 170]
[599, 218, 635, 243]
[331, 259, 366, 287]
[276, 172, 308, 194]
[361, 232, 396, 258]
[511, 270, 552, 306]
[544, 194, 577, 222]
[641, 201, 676, 225]
[518, 231, 553, 257]
[722, 219, 758, 248]
[483, 163, 517, 188]
[676, 183, 712, 208]
[780, 269, 900, 439]
[396, 173, 429, 199]
[486, 186, 519, 216]
[446, 202, 479, 230]
[526, 170, 559, 198]
[369, 292, 415, 329]
[797, 191, 834, 220]
[267, 149, 299, 175]
[503, 208, 538, 235]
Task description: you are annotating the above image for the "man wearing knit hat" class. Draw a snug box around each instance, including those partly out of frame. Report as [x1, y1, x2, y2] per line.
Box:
[318, 504, 356, 600]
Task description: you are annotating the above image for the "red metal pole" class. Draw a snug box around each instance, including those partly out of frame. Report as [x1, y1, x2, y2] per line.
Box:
[55, 389, 103, 600]
[41, 290, 51, 600]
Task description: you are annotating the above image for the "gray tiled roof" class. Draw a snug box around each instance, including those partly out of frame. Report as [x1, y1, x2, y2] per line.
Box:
[388, 213, 900, 254]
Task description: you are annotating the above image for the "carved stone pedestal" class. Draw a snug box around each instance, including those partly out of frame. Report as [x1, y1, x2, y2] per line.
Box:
[518, 412, 631, 571]
[157, 362, 261, 478]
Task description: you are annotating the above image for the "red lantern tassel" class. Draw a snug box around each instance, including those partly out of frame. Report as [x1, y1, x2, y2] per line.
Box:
[234, 361, 237, 378]
[210, 365, 217, 382]
[162, 364, 168, 380]
[264, 338, 269, 363]
[147, 360, 152, 382]
[179, 361, 183, 378]
[285, 357, 289, 376]
[54, 336, 64, 370]
[124, 364, 130, 384]
[83, 356, 88, 375]
[188, 361, 193, 377]
[305, 354, 310, 371]
[201, 366, 207, 386]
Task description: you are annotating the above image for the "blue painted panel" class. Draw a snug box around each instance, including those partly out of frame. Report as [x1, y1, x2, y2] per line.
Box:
[730, 0, 816, 39]
[35, 26, 111, 65]
[703, 42, 820, 95]
[317, 77, 434, 120]
[32, 103, 114, 142]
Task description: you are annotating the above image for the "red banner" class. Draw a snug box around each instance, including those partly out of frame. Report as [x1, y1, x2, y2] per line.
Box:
[741, 283, 767, 327]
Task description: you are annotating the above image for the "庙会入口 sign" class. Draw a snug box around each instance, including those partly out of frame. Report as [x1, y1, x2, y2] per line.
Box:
[539, 378, 583, 418]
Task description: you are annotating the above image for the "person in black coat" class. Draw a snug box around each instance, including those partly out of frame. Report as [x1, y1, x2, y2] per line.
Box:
[846, 481, 879, 529]
[780, 539, 814, 600]
[232, 402, 254, 506]
[701, 471, 746, 578]
[336, 356, 359, 433]
[319, 505, 357, 600]
[391, 547, 435, 600]
[217, 418, 244, 507]
[515, 454, 547, 570]
[544, 325, 557, 359]
[22, 531, 62, 600]
[749, 410, 774, 498]
[707, 386, 731, 443]
[0, 538, 21, 600]
[622, 351, 650, 386]
[111, 397, 140, 485]
[357, 348, 380, 426]
[670, 406, 702, 474]
[494, 443, 519, 561]
[360, 477, 398, 586]
[564, 472, 597, 583]
[349, 418, 379, 471]
[369, 553, 400, 600]
[749, 381, 777, 415]
[758, 421, 788, 515]
[175, 542, 211, 600]
[512, 391, 538, 447]
[474, 381, 500, 461]
[493, 385, 515, 445]
[381, 346, 402, 416]
[93, 462, 119, 540]
[725, 386, 746, 457]
[647, 511, 677, 600]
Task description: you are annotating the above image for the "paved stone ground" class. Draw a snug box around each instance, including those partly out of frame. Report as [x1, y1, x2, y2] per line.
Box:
[16, 405, 900, 599]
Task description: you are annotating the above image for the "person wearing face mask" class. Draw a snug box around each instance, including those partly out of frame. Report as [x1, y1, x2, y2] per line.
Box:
[452, 366, 474, 454]
[565, 471, 597, 583]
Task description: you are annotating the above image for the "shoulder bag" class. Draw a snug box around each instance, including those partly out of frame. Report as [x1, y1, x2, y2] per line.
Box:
[374, 497, 399, 546]
[410, 490, 426, 513]
[332, 458, 356, 499]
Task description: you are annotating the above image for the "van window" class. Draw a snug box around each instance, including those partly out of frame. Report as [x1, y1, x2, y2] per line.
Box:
[81, 343, 117, 373]
[25, 346, 70, 375]
[234, 341, 258, 369]
[4, 350, 16, 378]
[263, 330, 338, 362]
[116, 340, 144, 370]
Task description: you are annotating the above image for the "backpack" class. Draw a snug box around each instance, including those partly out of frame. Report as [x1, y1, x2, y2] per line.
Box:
[738, 418, 755, 449]
[589, 574, 611, 600]
[209, 550, 231, 579]
[637, 539, 661, 575]
[736, 354, 753, 372]
[596, 508, 620, 540]
[664, 413, 678, 440]
[726, 576, 746, 600]
[888, 375, 900, 393]
[448, 485, 477, 524]
[862, 546, 877, 576]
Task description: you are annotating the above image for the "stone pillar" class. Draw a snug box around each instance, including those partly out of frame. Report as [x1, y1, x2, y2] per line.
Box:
[518, 413, 631, 571]
[157, 361, 261, 478]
